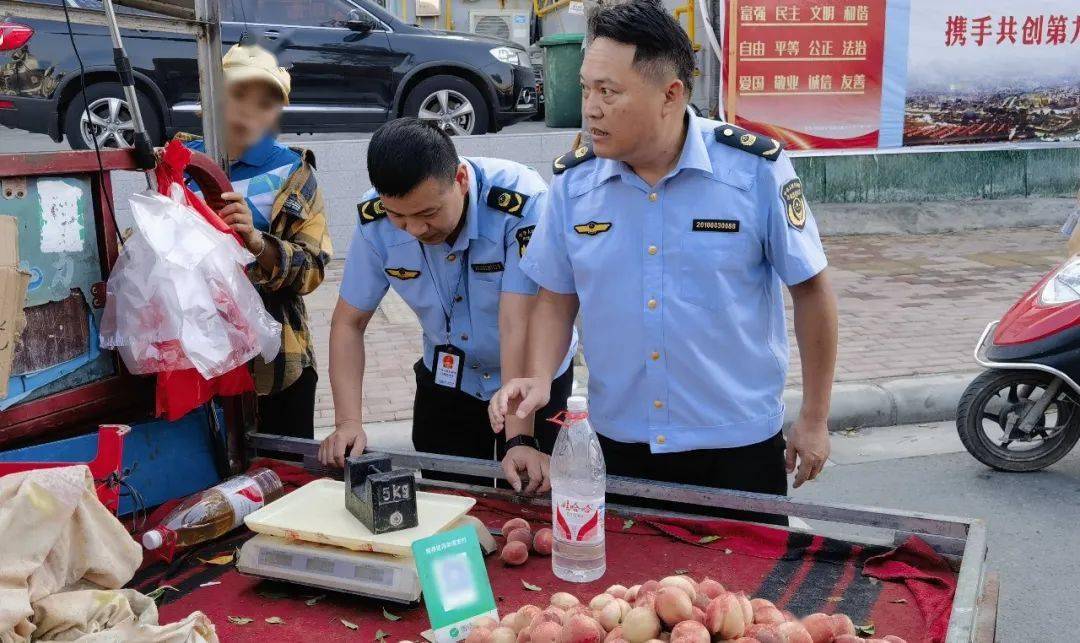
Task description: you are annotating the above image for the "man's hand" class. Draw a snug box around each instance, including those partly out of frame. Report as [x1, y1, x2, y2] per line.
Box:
[489, 377, 551, 433]
[219, 192, 263, 254]
[502, 445, 550, 494]
[785, 416, 830, 488]
[318, 420, 367, 468]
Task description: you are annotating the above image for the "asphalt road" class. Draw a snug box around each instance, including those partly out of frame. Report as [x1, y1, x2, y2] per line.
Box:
[0, 119, 561, 154]
[798, 421, 1080, 642]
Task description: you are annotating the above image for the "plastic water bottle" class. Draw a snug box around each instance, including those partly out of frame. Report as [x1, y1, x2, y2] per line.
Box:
[142, 468, 284, 551]
[550, 395, 606, 582]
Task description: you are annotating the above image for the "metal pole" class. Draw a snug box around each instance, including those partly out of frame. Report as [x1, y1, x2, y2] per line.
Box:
[100, 0, 157, 186]
[194, 0, 230, 173]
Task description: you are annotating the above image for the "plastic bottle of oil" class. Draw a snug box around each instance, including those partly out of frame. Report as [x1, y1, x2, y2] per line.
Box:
[142, 468, 283, 550]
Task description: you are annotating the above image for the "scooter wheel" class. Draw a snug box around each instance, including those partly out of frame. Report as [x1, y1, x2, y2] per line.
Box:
[956, 369, 1080, 472]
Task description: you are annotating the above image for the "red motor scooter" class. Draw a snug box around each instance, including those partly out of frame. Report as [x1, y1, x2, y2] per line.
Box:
[959, 256, 1080, 471]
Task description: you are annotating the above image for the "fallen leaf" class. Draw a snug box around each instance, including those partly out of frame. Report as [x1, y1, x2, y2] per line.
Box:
[305, 594, 326, 606]
[673, 568, 689, 575]
[257, 590, 290, 600]
[199, 554, 235, 566]
[723, 548, 733, 555]
[622, 519, 635, 530]
[199, 581, 221, 588]
[146, 585, 179, 601]
[825, 596, 842, 603]
[265, 617, 285, 625]
[855, 622, 875, 637]
[890, 598, 908, 604]
[698, 535, 721, 544]
[227, 616, 254, 625]
[868, 577, 881, 586]
[522, 580, 542, 591]
[341, 618, 359, 630]
[375, 629, 390, 642]
[383, 607, 401, 622]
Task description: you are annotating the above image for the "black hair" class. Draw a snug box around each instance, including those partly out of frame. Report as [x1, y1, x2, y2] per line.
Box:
[587, 0, 695, 94]
[367, 118, 459, 197]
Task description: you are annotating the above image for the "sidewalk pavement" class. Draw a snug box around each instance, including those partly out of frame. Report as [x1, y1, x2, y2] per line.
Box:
[306, 226, 1065, 438]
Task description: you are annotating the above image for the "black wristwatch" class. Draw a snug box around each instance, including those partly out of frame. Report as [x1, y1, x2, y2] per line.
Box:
[505, 435, 540, 451]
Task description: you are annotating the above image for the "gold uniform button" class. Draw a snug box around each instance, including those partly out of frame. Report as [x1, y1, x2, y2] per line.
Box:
[650, 351, 660, 361]
[656, 435, 666, 445]
[648, 245, 658, 255]
[648, 192, 658, 202]
[653, 400, 664, 409]
[447, 253, 457, 262]
[647, 299, 657, 310]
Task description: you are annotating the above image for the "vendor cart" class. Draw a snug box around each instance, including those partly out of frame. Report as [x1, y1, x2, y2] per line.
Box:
[126, 433, 997, 643]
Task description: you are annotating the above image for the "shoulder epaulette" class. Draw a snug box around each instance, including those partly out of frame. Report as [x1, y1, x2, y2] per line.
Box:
[486, 186, 529, 216]
[553, 143, 595, 175]
[714, 125, 783, 161]
[358, 197, 387, 224]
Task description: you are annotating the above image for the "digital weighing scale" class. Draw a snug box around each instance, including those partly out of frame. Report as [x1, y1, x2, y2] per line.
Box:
[236, 478, 489, 603]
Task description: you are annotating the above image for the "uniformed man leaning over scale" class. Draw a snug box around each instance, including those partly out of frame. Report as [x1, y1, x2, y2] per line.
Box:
[319, 118, 576, 492]
[490, 0, 838, 522]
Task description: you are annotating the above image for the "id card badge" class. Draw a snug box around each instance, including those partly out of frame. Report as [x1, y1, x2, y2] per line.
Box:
[433, 344, 465, 389]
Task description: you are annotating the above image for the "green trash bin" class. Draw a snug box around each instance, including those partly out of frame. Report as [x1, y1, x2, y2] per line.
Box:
[539, 33, 585, 128]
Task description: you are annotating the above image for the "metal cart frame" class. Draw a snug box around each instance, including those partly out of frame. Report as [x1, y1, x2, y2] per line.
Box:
[247, 433, 998, 643]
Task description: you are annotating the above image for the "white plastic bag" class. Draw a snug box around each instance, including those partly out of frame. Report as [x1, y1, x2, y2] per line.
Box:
[100, 186, 281, 379]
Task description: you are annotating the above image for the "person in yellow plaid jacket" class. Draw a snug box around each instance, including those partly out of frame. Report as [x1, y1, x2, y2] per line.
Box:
[183, 44, 332, 441]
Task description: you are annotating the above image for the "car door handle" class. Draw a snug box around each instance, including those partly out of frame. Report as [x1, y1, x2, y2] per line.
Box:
[264, 29, 281, 40]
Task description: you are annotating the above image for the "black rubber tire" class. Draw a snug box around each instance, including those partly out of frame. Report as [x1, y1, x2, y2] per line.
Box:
[403, 74, 491, 136]
[62, 81, 163, 151]
[955, 369, 1080, 472]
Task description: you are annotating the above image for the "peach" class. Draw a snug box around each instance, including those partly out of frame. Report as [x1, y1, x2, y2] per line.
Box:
[590, 593, 616, 611]
[776, 622, 813, 643]
[620, 607, 661, 643]
[782, 610, 798, 623]
[615, 599, 632, 620]
[562, 606, 592, 626]
[697, 579, 724, 600]
[551, 593, 581, 609]
[465, 627, 493, 643]
[624, 585, 640, 602]
[749, 598, 775, 611]
[605, 584, 628, 600]
[639, 580, 659, 595]
[502, 614, 519, 630]
[832, 637, 862, 643]
[507, 528, 533, 546]
[503, 518, 531, 536]
[669, 620, 710, 643]
[800, 613, 834, 643]
[596, 600, 624, 632]
[735, 593, 753, 627]
[830, 614, 856, 637]
[655, 587, 693, 627]
[517, 630, 530, 643]
[658, 576, 697, 602]
[476, 617, 500, 630]
[561, 614, 605, 643]
[501, 541, 529, 565]
[603, 626, 623, 643]
[754, 605, 787, 626]
[632, 591, 656, 611]
[492, 628, 518, 643]
[690, 606, 705, 625]
[704, 593, 746, 640]
[744, 624, 784, 643]
[533, 528, 553, 556]
[882, 637, 908, 643]
[531, 622, 564, 643]
[516, 606, 542, 632]
[532, 607, 567, 631]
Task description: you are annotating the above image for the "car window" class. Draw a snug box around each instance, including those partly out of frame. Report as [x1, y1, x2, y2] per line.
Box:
[65, 0, 150, 14]
[222, 0, 358, 28]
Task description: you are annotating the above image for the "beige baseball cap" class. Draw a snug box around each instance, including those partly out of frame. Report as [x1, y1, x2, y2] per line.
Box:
[222, 44, 291, 105]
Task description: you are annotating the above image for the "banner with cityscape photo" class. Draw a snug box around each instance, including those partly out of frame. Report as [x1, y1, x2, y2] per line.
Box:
[723, 0, 1080, 150]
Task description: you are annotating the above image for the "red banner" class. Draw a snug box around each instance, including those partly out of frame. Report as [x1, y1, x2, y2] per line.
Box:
[725, 1, 888, 149]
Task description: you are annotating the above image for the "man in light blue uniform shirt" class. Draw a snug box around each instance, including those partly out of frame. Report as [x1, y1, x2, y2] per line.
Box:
[490, 1, 838, 522]
[319, 118, 576, 492]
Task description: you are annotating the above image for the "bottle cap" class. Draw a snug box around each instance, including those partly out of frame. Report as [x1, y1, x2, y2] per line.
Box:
[567, 396, 588, 412]
[142, 529, 164, 550]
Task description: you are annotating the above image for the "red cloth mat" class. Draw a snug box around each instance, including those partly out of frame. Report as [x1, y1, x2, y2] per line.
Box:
[130, 466, 956, 643]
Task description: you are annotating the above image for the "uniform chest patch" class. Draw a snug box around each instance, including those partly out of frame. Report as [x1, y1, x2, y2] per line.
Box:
[487, 187, 528, 216]
[358, 198, 387, 224]
[574, 221, 612, 236]
[781, 179, 807, 230]
[471, 262, 504, 273]
[385, 267, 421, 280]
[692, 219, 740, 233]
[515, 225, 534, 257]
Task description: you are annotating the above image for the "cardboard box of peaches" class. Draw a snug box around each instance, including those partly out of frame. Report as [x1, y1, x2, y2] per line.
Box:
[482, 517, 906, 643]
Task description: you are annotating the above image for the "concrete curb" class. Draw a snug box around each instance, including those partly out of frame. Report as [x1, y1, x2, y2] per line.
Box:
[782, 371, 981, 431]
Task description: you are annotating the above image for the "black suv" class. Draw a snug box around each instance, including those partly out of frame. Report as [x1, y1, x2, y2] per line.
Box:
[0, 0, 538, 149]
